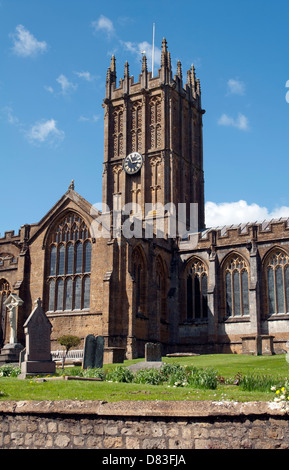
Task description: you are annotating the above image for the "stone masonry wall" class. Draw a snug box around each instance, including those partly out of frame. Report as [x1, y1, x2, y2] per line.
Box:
[0, 400, 289, 449]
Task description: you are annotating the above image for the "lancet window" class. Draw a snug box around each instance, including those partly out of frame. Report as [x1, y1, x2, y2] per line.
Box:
[156, 256, 167, 323]
[47, 212, 91, 313]
[265, 250, 289, 315]
[224, 255, 249, 317]
[131, 102, 142, 153]
[186, 259, 208, 321]
[132, 247, 147, 317]
[149, 96, 162, 149]
[112, 107, 123, 157]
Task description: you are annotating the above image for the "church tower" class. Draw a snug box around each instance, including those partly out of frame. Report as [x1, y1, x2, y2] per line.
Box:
[102, 38, 205, 233]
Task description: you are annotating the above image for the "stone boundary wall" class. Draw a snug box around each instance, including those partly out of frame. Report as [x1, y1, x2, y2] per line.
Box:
[0, 400, 289, 449]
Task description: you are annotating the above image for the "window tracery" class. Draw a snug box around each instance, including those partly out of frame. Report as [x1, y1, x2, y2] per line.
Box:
[186, 259, 208, 321]
[112, 106, 123, 157]
[46, 213, 91, 313]
[149, 96, 162, 149]
[156, 256, 167, 323]
[224, 255, 249, 317]
[0, 253, 17, 267]
[132, 247, 147, 317]
[265, 250, 289, 315]
[131, 102, 142, 153]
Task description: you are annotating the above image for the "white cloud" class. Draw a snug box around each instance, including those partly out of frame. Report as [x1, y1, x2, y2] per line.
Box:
[74, 71, 96, 82]
[121, 40, 161, 68]
[218, 113, 249, 131]
[227, 78, 245, 95]
[26, 119, 64, 145]
[78, 114, 99, 123]
[92, 15, 115, 37]
[44, 85, 54, 94]
[2, 106, 19, 125]
[205, 200, 289, 227]
[56, 74, 77, 94]
[10, 24, 47, 57]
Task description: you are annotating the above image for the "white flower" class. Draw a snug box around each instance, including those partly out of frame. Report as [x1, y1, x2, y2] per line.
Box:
[271, 386, 276, 391]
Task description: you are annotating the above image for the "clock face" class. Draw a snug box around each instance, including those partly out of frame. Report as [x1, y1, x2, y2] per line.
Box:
[123, 152, 143, 175]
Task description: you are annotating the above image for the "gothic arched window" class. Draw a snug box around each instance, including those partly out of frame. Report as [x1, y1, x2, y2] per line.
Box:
[112, 107, 123, 157]
[132, 247, 147, 317]
[156, 256, 167, 323]
[186, 259, 208, 321]
[0, 279, 10, 346]
[149, 96, 161, 149]
[265, 250, 289, 315]
[46, 212, 91, 312]
[224, 254, 249, 317]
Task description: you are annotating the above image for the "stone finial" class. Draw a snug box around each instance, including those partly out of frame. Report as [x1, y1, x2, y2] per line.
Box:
[106, 67, 111, 82]
[177, 60, 182, 80]
[191, 64, 196, 87]
[196, 78, 201, 96]
[110, 55, 116, 83]
[161, 37, 167, 52]
[191, 64, 196, 98]
[110, 55, 116, 73]
[186, 69, 191, 87]
[141, 54, 147, 73]
[167, 51, 172, 70]
[69, 179, 75, 190]
[124, 61, 129, 77]
[161, 37, 168, 67]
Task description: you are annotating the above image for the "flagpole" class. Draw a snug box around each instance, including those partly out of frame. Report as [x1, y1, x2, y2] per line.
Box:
[152, 22, 155, 77]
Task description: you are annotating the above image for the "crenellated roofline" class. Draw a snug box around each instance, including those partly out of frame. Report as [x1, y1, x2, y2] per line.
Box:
[105, 38, 203, 111]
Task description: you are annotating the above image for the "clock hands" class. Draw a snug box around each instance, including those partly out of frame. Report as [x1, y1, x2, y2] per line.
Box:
[123, 152, 143, 175]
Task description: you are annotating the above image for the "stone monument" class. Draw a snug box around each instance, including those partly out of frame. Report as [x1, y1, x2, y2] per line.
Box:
[0, 293, 24, 365]
[18, 298, 55, 379]
[83, 334, 104, 369]
[127, 342, 164, 373]
[145, 342, 162, 362]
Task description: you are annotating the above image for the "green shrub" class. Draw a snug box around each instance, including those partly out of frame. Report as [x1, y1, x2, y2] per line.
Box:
[134, 368, 164, 385]
[106, 366, 134, 383]
[0, 365, 21, 377]
[82, 368, 105, 380]
[187, 367, 218, 390]
[161, 363, 185, 379]
[167, 369, 187, 387]
[238, 373, 280, 392]
[58, 366, 83, 377]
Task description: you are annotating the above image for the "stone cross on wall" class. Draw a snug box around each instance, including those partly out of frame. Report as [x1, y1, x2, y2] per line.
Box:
[4, 293, 24, 345]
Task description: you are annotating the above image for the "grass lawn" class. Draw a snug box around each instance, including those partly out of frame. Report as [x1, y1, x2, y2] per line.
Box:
[0, 354, 288, 403]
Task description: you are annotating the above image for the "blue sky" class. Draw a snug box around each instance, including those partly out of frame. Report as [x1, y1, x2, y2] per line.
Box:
[1, 0, 289, 235]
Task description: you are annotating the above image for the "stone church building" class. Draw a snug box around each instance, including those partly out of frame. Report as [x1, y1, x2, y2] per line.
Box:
[1, 39, 289, 360]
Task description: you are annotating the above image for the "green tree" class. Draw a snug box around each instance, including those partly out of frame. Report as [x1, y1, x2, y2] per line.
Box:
[58, 335, 81, 369]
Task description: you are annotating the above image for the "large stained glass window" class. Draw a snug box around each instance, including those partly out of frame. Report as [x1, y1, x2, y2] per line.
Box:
[224, 255, 249, 317]
[186, 259, 208, 321]
[47, 212, 91, 312]
[265, 250, 289, 315]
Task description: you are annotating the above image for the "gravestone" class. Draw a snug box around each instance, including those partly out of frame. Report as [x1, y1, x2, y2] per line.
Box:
[0, 293, 24, 365]
[127, 342, 163, 373]
[83, 334, 104, 369]
[18, 298, 55, 379]
[145, 342, 162, 362]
